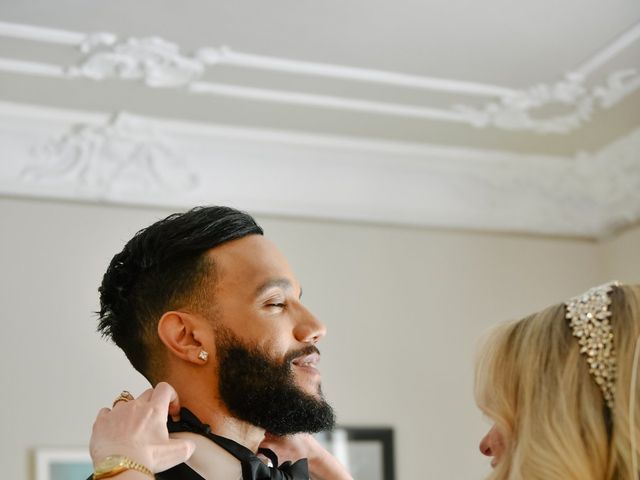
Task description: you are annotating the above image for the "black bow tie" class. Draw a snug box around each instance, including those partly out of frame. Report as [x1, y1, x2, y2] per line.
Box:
[242, 453, 309, 480]
[167, 408, 309, 480]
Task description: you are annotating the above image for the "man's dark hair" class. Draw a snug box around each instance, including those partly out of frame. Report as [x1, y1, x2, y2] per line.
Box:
[97, 206, 263, 382]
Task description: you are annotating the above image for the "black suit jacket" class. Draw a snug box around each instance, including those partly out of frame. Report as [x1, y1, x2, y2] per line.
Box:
[156, 463, 205, 479]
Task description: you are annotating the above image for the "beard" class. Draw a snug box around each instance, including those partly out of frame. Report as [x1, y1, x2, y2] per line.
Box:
[215, 327, 336, 436]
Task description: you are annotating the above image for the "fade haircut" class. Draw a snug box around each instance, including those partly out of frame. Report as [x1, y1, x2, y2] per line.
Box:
[97, 206, 263, 383]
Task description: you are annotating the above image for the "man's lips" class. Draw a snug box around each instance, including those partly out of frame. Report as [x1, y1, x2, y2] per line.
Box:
[291, 352, 320, 370]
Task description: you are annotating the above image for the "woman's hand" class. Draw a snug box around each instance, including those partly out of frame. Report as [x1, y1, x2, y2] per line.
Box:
[90, 382, 195, 474]
[260, 433, 353, 480]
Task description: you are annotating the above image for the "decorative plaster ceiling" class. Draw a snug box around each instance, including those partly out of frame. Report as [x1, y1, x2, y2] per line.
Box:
[0, 1, 639, 238]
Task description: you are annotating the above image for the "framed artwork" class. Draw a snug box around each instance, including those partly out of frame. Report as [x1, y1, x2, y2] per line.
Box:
[35, 448, 93, 480]
[315, 427, 395, 480]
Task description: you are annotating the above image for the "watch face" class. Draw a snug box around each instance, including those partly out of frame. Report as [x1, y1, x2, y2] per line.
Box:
[95, 455, 126, 473]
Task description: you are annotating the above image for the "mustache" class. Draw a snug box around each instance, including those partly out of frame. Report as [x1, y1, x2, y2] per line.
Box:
[283, 345, 320, 364]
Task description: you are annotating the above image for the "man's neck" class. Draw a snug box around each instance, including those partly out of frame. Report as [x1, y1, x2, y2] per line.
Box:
[163, 369, 266, 452]
[183, 402, 266, 452]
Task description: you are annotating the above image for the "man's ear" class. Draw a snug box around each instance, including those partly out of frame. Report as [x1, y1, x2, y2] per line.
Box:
[157, 311, 210, 365]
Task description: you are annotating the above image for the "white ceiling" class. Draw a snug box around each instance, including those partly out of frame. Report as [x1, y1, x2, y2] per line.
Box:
[2, 0, 638, 82]
[0, 1, 639, 237]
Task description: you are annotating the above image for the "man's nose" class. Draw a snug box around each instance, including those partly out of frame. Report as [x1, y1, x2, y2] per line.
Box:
[293, 305, 327, 344]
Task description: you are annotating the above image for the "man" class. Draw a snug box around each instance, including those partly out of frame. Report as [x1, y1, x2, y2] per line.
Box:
[88, 206, 351, 480]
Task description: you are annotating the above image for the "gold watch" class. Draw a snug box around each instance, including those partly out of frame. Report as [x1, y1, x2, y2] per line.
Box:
[93, 455, 154, 479]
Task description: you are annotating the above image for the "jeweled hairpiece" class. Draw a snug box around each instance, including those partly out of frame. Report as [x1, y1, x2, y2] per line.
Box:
[565, 282, 620, 408]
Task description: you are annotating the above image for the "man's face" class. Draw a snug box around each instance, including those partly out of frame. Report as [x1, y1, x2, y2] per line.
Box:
[203, 234, 334, 434]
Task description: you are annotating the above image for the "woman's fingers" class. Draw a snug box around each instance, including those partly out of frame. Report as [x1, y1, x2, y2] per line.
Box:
[258, 433, 315, 463]
[90, 383, 187, 473]
[136, 387, 155, 402]
[151, 382, 182, 419]
[95, 407, 111, 417]
[151, 382, 178, 407]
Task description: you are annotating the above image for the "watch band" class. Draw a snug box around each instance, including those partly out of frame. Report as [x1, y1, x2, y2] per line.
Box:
[93, 455, 154, 479]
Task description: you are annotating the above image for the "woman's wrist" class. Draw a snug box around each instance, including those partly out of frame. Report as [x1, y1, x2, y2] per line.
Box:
[99, 472, 152, 480]
[91, 453, 155, 480]
[92, 451, 154, 474]
[306, 441, 353, 480]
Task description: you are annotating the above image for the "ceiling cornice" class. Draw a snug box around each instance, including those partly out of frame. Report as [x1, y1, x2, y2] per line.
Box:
[1, 101, 638, 238]
[0, 20, 638, 135]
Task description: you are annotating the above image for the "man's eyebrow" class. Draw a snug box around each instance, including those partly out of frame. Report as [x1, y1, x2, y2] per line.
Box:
[255, 278, 303, 299]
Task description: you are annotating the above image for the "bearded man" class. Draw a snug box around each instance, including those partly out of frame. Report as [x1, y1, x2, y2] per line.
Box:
[87, 206, 351, 480]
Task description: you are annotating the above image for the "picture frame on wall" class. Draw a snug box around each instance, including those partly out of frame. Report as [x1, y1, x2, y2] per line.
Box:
[315, 427, 395, 480]
[35, 448, 93, 480]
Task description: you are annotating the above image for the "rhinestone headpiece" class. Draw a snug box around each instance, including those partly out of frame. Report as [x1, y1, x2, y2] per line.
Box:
[565, 281, 620, 408]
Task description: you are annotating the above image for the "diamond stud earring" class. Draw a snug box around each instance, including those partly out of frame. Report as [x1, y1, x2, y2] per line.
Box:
[198, 350, 209, 362]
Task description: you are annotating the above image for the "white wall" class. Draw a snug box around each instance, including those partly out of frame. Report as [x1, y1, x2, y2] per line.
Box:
[0, 197, 607, 479]
[603, 224, 640, 282]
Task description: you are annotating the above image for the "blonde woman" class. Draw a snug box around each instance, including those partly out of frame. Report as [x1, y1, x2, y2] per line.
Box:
[476, 283, 640, 479]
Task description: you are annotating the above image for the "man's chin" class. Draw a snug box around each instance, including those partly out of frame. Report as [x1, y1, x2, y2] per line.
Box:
[293, 373, 323, 398]
[294, 383, 322, 400]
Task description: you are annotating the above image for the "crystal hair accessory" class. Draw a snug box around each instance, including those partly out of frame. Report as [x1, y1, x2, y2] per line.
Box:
[565, 281, 620, 408]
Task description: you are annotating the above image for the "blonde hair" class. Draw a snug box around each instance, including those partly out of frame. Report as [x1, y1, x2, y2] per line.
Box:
[475, 285, 640, 480]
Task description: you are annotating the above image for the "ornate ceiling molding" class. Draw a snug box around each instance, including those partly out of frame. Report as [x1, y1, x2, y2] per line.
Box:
[0, 21, 638, 135]
[455, 69, 640, 134]
[72, 37, 205, 88]
[22, 113, 199, 199]
[1, 101, 639, 238]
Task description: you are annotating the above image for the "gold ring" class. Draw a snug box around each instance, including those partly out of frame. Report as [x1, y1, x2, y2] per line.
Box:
[112, 390, 135, 407]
